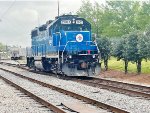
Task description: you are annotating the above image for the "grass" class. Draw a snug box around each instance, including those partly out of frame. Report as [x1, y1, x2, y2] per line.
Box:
[101, 57, 150, 74]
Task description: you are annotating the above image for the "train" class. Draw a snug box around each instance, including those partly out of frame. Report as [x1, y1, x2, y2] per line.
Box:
[11, 47, 26, 60]
[26, 14, 100, 76]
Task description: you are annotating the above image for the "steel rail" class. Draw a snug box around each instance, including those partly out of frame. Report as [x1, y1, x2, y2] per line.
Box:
[0, 75, 66, 113]
[89, 77, 150, 91]
[77, 79, 150, 99]
[79, 76, 150, 95]
[0, 67, 128, 113]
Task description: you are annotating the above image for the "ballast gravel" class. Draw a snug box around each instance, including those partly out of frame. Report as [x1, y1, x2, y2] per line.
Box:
[0, 64, 150, 113]
[0, 79, 53, 113]
[0, 69, 109, 113]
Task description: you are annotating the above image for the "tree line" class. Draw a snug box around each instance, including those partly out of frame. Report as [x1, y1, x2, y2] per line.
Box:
[0, 43, 5, 52]
[77, 1, 150, 74]
[77, 0, 150, 38]
[113, 27, 150, 74]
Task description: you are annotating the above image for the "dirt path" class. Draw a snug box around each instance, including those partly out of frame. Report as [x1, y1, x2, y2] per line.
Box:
[99, 69, 150, 85]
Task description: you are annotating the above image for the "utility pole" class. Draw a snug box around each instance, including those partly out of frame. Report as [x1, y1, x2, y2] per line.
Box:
[37, 13, 40, 26]
[58, 0, 60, 16]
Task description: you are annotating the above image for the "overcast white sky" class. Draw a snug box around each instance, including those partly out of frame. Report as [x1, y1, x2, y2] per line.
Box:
[0, 0, 105, 47]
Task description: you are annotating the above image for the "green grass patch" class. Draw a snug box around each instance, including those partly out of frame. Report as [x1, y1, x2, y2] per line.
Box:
[101, 57, 150, 74]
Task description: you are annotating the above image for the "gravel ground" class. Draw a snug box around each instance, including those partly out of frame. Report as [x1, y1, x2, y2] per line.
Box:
[0, 69, 108, 113]
[0, 79, 52, 113]
[0, 64, 150, 113]
[0, 60, 19, 65]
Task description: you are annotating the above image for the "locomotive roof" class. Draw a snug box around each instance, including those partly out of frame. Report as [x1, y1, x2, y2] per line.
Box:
[55, 14, 78, 19]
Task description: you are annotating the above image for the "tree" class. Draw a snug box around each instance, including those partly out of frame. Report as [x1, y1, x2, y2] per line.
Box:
[137, 33, 149, 74]
[105, 1, 136, 36]
[77, 0, 103, 36]
[113, 35, 129, 74]
[0, 43, 5, 52]
[145, 25, 150, 59]
[126, 31, 149, 74]
[97, 37, 111, 71]
[134, 2, 150, 30]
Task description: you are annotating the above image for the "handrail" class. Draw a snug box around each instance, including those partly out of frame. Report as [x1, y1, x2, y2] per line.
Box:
[61, 41, 76, 63]
[94, 40, 100, 53]
[57, 32, 62, 64]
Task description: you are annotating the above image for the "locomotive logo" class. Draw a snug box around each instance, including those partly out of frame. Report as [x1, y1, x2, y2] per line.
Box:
[76, 34, 83, 42]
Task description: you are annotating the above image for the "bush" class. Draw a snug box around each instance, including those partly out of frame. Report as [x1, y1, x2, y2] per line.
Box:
[113, 31, 150, 74]
[97, 37, 111, 70]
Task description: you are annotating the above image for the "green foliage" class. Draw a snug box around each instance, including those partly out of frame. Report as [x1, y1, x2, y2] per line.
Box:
[77, 0, 102, 35]
[126, 31, 149, 62]
[97, 37, 111, 60]
[97, 37, 111, 70]
[113, 31, 150, 74]
[145, 25, 150, 58]
[0, 43, 5, 52]
[77, 0, 150, 38]
[138, 32, 149, 60]
[113, 36, 128, 61]
[145, 25, 150, 36]
[113, 35, 129, 73]
[126, 32, 139, 61]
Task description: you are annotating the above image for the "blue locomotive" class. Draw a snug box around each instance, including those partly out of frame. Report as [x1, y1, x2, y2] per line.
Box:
[27, 14, 100, 76]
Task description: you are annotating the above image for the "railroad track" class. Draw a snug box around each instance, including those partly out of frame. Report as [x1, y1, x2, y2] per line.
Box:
[0, 75, 65, 113]
[5, 62, 150, 98]
[0, 61, 150, 100]
[0, 66, 128, 113]
[74, 76, 150, 99]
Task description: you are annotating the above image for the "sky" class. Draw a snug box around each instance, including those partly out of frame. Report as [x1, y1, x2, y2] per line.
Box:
[0, 0, 105, 47]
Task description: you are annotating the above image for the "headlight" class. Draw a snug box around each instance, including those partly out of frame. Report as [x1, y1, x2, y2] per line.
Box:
[69, 55, 72, 58]
[92, 55, 95, 58]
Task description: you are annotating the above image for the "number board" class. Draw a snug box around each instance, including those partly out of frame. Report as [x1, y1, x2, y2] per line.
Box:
[61, 20, 71, 24]
[61, 20, 83, 24]
[76, 20, 83, 24]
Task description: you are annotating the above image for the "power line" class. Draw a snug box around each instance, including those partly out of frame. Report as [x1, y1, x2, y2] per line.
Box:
[0, 0, 16, 20]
